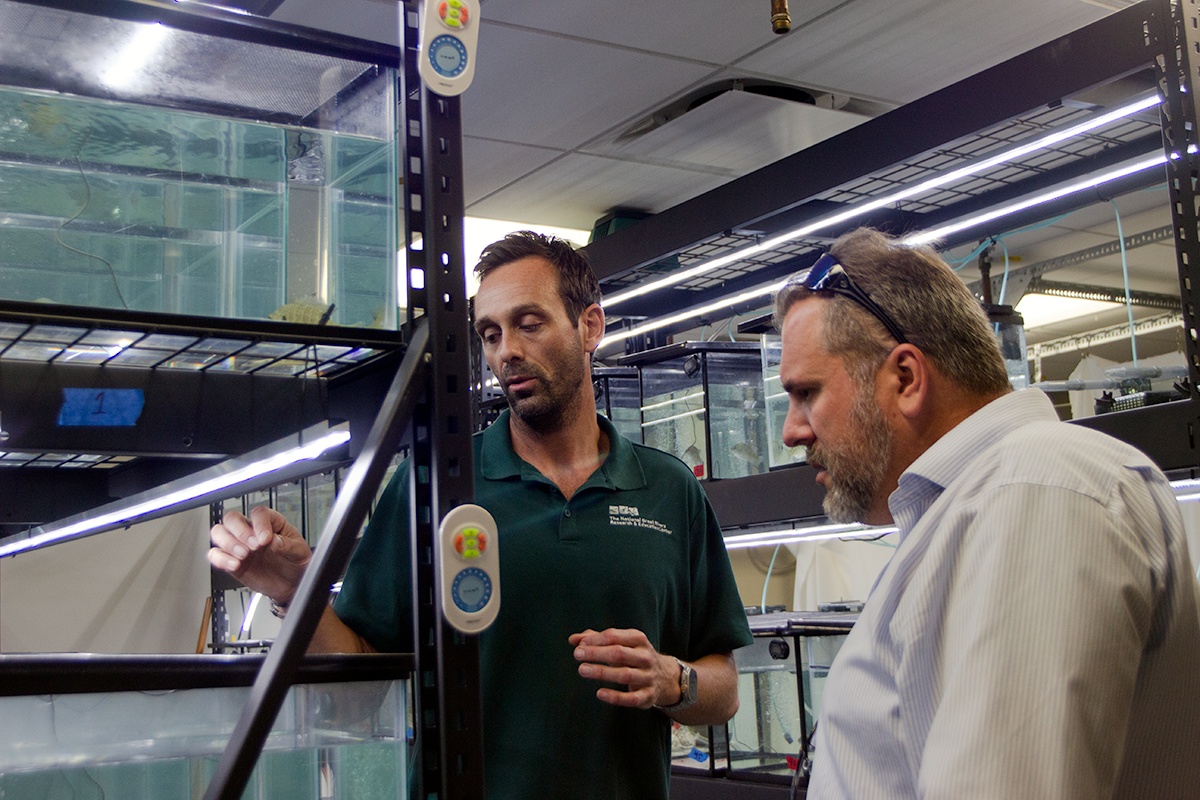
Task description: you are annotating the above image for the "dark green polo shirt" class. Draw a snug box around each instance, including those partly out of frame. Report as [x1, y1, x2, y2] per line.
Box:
[336, 411, 752, 799]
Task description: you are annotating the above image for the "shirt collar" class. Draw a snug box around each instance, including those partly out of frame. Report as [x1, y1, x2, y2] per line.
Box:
[888, 389, 1059, 529]
[480, 409, 646, 491]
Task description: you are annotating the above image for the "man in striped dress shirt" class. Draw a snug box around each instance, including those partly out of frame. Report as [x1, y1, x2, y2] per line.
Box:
[774, 227, 1200, 799]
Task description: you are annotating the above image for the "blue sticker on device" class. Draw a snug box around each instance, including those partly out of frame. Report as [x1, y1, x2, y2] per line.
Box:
[57, 388, 144, 427]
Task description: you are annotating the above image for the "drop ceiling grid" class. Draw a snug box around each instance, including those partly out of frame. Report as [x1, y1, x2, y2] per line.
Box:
[738, 0, 1111, 105]
[465, 151, 733, 228]
[459, 23, 718, 152]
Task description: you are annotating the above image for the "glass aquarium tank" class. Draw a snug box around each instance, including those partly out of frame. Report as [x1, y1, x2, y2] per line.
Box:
[619, 342, 768, 480]
[0, 0, 399, 329]
[726, 611, 856, 785]
[592, 366, 642, 444]
[760, 335, 807, 469]
[0, 653, 411, 800]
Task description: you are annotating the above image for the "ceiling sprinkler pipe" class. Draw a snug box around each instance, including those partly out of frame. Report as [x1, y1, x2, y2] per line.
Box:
[771, 0, 791, 33]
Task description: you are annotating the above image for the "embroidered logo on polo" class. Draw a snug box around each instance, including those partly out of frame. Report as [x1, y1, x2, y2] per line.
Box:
[609, 504, 672, 535]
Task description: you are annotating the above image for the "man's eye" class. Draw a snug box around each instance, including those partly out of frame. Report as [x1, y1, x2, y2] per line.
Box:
[520, 323, 541, 332]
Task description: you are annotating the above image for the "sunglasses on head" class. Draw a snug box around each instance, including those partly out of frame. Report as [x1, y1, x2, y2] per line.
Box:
[794, 253, 908, 345]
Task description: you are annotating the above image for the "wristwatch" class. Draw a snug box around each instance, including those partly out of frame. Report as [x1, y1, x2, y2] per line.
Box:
[656, 657, 698, 713]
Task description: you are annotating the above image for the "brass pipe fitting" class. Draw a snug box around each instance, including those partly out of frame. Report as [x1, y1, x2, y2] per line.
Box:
[771, 0, 791, 34]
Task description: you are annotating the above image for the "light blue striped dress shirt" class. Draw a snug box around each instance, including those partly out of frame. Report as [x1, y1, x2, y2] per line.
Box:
[808, 389, 1200, 799]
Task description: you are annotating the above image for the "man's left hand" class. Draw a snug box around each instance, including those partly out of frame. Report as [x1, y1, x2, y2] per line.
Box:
[569, 627, 680, 709]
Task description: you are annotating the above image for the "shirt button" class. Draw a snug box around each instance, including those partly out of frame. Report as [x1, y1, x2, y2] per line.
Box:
[564, 509, 571, 517]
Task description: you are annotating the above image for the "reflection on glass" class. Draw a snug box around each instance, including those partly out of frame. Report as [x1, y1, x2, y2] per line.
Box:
[0, 679, 408, 799]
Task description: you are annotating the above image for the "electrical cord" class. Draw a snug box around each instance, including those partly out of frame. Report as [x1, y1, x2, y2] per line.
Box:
[761, 543, 782, 613]
[54, 130, 129, 310]
[1111, 199, 1139, 366]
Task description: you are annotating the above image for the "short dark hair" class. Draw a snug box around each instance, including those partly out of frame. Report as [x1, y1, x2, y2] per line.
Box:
[474, 231, 601, 323]
[774, 228, 1011, 396]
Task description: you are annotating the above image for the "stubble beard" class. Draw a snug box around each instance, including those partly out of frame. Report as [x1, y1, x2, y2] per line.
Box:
[810, 381, 893, 524]
[502, 335, 588, 434]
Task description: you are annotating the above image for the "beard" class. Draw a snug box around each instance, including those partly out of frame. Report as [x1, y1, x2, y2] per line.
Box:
[500, 334, 588, 433]
[808, 381, 893, 523]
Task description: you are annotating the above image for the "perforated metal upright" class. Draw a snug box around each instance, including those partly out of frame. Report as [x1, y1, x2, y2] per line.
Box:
[400, 3, 485, 797]
[1155, 0, 1200, 432]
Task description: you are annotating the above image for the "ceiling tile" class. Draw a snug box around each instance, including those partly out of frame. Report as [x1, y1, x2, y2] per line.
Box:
[739, 0, 1111, 103]
[593, 90, 869, 174]
[480, 0, 850, 65]
[462, 137, 564, 205]
[465, 152, 731, 230]
[460, 23, 717, 150]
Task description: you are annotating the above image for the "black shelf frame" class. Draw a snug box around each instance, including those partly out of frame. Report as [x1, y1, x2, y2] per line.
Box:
[0, 1, 486, 799]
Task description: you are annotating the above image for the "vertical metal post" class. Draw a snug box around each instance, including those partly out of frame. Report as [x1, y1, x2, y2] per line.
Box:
[1155, 0, 1200, 444]
[209, 502, 228, 654]
[401, 3, 484, 797]
[793, 634, 809, 758]
[700, 352, 714, 480]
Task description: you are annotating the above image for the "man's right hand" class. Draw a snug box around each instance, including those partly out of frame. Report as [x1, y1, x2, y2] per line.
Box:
[207, 506, 312, 605]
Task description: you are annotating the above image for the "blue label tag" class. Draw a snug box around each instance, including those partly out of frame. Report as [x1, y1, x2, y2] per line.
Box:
[57, 389, 145, 427]
[688, 747, 708, 763]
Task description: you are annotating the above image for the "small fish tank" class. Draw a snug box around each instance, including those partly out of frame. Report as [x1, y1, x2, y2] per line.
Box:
[592, 366, 642, 443]
[0, 0, 399, 330]
[725, 611, 856, 786]
[759, 335, 807, 469]
[618, 341, 768, 480]
[0, 653, 412, 800]
[670, 722, 730, 777]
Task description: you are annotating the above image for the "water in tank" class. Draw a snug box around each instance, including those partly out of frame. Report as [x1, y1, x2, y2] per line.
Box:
[0, 1, 398, 329]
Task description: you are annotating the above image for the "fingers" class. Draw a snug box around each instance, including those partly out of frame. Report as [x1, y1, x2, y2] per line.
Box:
[208, 506, 291, 574]
[571, 627, 653, 669]
[206, 543, 242, 574]
[248, 505, 289, 548]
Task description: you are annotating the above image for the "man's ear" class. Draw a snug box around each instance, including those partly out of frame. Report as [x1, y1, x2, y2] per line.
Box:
[886, 344, 931, 420]
[581, 303, 605, 353]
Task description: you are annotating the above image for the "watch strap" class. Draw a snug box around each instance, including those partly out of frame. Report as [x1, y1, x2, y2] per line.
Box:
[655, 657, 698, 713]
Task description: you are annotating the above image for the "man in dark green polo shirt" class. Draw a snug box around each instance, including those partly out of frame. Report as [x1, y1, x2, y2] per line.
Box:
[209, 231, 752, 798]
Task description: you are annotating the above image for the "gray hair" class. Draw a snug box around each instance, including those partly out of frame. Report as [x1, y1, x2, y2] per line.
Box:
[774, 228, 1011, 395]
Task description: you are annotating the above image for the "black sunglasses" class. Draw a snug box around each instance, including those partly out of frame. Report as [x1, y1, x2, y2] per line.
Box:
[795, 254, 909, 345]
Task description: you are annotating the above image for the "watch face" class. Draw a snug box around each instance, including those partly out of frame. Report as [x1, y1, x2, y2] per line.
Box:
[682, 662, 698, 703]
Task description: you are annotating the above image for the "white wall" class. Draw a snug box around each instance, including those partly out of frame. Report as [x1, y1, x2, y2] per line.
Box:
[0, 508, 211, 654]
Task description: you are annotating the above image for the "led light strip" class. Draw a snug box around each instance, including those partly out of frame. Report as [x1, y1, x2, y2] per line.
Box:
[724, 522, 898, 549]
[641, 407, 705, 428]
[0, 429, 351, 558]
[903, 153, 1169, 246]
[599, 149, 1170, 349]
[602, 93, 1163, 309]
[640, 390, 705, 412]
[727, 478, 1200, 551]
[600, 279, 787, 349]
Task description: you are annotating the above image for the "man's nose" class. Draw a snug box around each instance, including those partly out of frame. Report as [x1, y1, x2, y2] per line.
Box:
[495, 330, 523, 364]
[781, 402, 813, 449]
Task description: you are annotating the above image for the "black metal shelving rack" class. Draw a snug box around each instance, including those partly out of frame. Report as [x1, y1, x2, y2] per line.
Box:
[0, 1, 486, 798]
[589, 0, 1200, 536]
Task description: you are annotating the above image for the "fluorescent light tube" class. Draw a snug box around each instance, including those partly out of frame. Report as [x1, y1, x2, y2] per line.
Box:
[601, 94, 1162, 309]
[237, 592, 264, 641]
[600, 148, 1169, 348]
[600, 279, 785, 350]
[724, 522, 898, 549]
[903, 153, 1168, 246]
[641, 407, 705, 428]
[0, 427, 351, 558]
